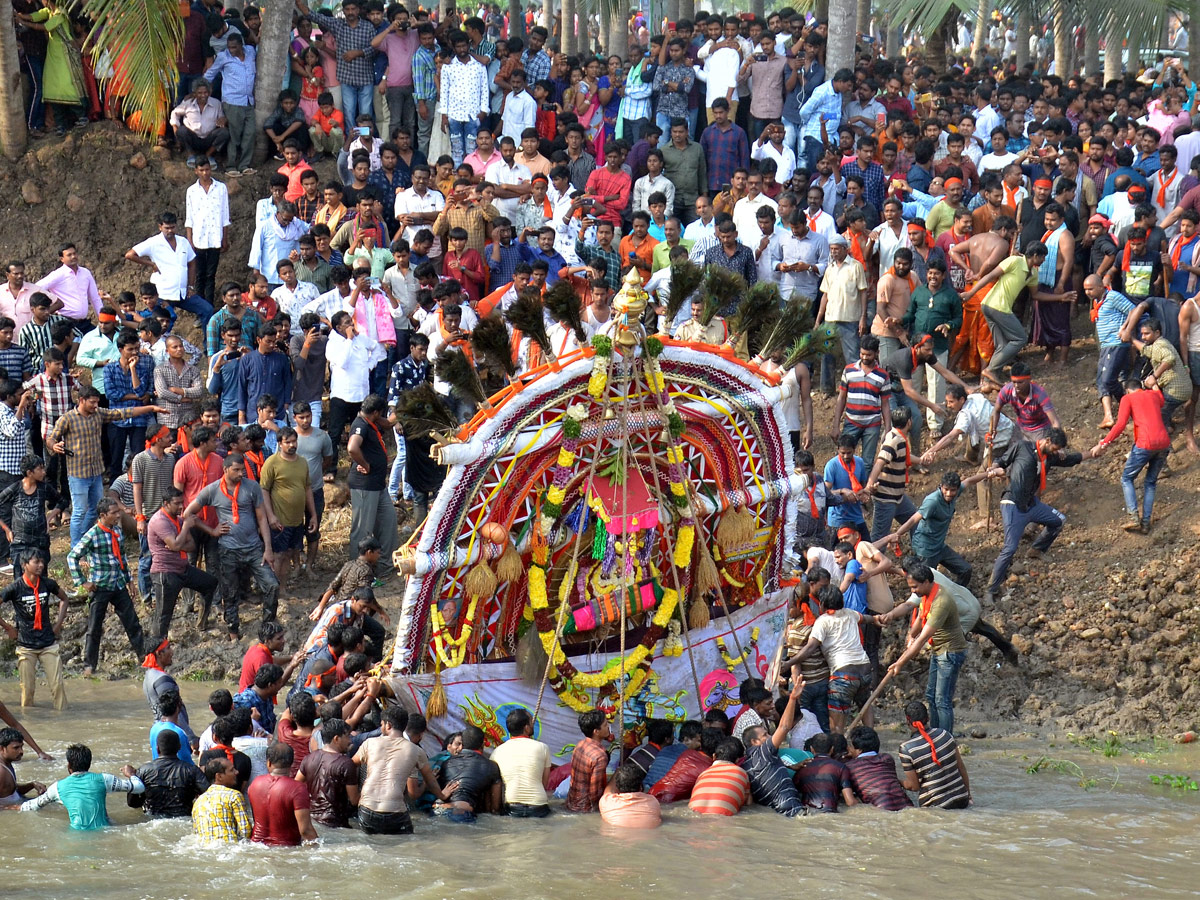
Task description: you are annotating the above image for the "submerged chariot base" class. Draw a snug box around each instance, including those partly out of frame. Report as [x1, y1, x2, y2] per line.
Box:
[381, 270, 806, 759]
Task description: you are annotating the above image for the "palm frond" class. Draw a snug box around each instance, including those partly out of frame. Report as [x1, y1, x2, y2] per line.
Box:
[504, 289, 551, 357]
[470, 315, 516, 378]
[543, 279, 587, 344]
[74, 0, 183, 139]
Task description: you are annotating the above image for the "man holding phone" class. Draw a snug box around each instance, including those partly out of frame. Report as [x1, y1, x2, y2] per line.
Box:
[737, 32, 787, 142]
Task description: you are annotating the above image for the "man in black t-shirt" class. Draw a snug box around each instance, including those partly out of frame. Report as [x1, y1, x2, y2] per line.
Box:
[436, 725, 501, 822]
[0, 551, 69, 709]
[347, 395, 398, 581]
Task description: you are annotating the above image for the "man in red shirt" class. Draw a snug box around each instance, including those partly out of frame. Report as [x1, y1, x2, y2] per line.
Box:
[248, 742, 317, 846]
[584, 145, 632, 227]
[1090, 375, 1170, 534]
[565, 710, 612, 812]
[172, 425, 223, 571]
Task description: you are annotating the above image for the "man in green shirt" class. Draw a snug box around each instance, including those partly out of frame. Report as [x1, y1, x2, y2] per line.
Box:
[661, 118, 707, 225]
[880, 469, 991, 587]
[20, 743, 144, 830]
[260, 427, 317, 595]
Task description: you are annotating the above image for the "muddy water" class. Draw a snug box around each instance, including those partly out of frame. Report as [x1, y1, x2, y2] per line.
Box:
[2, 681, 1198, 900]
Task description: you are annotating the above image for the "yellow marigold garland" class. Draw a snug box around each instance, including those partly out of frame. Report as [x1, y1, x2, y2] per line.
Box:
[431, 595, 483, 668]
[673, 524, 695, 568]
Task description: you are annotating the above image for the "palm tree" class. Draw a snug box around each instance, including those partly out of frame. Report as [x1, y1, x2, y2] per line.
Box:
[826, 0, 857, 74]
[254, 0, 294, 160]
[0, 0, 183, 159]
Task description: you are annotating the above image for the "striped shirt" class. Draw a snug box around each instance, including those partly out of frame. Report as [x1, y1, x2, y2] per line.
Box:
[873, 427, 911, 502]
[17, 315, 66, 372]
[796, 755, 853, 812]
[689, 760, 751, 816]
[742, 743, 805, 817]
[846, 752, 913, 810]
[0, 344, 32, 381]
[995, 381, 1056, 435]
[839, 362, 892, 428]
[898, 727, 969, 808]
[25, 371, 75, 440]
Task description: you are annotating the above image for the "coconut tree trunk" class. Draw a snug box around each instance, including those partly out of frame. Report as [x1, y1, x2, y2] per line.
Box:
[542, 0, 553, 31]
[971, 0, 988, 67]
[0, 0, 28, 159]
[815, 0, 829, 21]
[1103, 14, 1122, 83]
[886, 18, 901, 58]
[752, 0, 766, 20]
[1053, 5, 1069, 77]
[578, 1, 591, 55]
[924, 7, 958, 75]
[1084, 10, 1100, 76]
[665, 0, 681, 27]
[561, 0, 575, 54]
[680, 0, 694, 20]
[1015, 9, 1030, 70]
[254, 0, 293, 162]
[826, 0, 856, 74]
[509, 0, 525, 42]
[855, 0, 870, 44]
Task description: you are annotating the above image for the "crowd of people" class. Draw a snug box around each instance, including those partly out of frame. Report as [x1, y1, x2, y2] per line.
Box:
[1, 0, 1196, 842]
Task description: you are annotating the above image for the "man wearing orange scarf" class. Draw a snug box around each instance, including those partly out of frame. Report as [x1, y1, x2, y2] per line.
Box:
[896, 700, 971, 808]
[982, 428, 1083, 605]
[141, 637, 198, 751]
[67, 497, 147, 677]
[0, 551, 69, 709]
[873, 247, 917, 360]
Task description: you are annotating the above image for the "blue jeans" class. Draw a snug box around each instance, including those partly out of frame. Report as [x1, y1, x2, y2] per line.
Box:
[68, 474, 104, 547]
[340, 83, 375, 133]
[799, 677, 830, 732]
[987, 499, 1065, 594]
[289, 399, 323, 429]
[1121, 446, 1169, 522]
[24, 53, 45, 131]
[138, 531, 152, 599]
[447, 119, 477, 166]
[172, 294, 214, 330]
[870, 492, 917, 542]
[803, 136, 824, 172]
[820, 321, 861, 391]
[841, 422, 881, 466]
[655, 111, 675, 147]
[388, 428, 413, 501]
[925, 649, 967, 733]
[1096, 344, 1129, 399]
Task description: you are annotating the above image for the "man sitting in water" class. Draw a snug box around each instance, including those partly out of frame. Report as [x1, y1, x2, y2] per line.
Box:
[599, 761, 662, 829]
[845, 725, 912, 810]
[20, 743, 145, 830]
[898, 701, 971, 809]
[689, 736, 751, 816]
[129, 728, 210, 819]
[296, 717, 360, 828]
[649, 726, 717, 804]
[565, 710, 613, 813]
[795, 732, 857, 812]
[740, 677, 808, 818]
[0, 727, 46, 808]
[248, 743, 318, 846]
[436, 725, 503, 822]
[491, 708, 553, 818]
[192, 756, 252, 843]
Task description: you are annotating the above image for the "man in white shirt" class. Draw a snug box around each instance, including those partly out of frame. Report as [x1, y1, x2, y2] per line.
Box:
[124, 212, 215, 328]
[325, 308, 382, 451]
[394, 165, 445, 255]
[732, 170, 778, 247]
[270, 260, 320, 335]
[184, 158, 229, 306]
[698, 17, 744, 121]
[775, 214, 829, 299]
[484, 136, 532, 220]
[440, 32, 491, 165]
[978, 128, 1019, 176]
[682, 195, 716, 244]
[169, 78, 229, 166]
[631, 149, 675, 214]
[752, 122, 797, 184]
[499, 70, 537, 144]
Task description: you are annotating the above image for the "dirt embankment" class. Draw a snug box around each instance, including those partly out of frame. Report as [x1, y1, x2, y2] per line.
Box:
[0, 126, 1197, 738]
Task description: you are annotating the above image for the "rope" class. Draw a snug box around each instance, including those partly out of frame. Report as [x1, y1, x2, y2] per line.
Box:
[616, 349, 633, 753]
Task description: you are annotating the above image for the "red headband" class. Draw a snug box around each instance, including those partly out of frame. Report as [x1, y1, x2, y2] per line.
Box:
[944, 177, 963, 188]
[1034, 178, 1053, 188]
[98, 312, 118, 323]
[141, 636, 170, 669]
[145, 425, 171, 448]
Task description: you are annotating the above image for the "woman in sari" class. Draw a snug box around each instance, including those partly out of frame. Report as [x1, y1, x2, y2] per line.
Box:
[22, 2, 85, 134]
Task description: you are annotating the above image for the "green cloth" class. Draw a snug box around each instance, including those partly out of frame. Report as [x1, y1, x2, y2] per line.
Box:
[927, 590, 969, 655]
[260, 453, 311, 527]
[905, 284, 962, 355]
[30, 9, 84, 106]
[982, 255, 1038, 314]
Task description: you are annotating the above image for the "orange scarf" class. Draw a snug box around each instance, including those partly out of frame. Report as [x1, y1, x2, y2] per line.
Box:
[26, 575, 42, 631]
[244, 450, 263, 481]
[806, 483, 820, 518]
[910, 583, 940, 645]
[838, 455, 863, 491]
[1170, 232, 1198, 269]
[438, 308, 474, 361]
[219, 478, 241, 524]
[913, 720, 941, 765]
[1003, 182, 1020, 210]
[364, 416, 387, 453]
[99, 524, 123, 566]
[887, 265, 917, 292]
[847, 230, 867, 265]
[1036, 446, 1048, 493]
[807, 210, 824, 231]
[1157, 167, 1179, 207]
[163, 511, 189, 561]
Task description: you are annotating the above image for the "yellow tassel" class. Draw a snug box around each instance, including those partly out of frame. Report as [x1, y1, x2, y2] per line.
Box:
[716, 506, 755, 552]
[495, 541, 524, 585]
[688, 596, 711, 630]
[464, 558, 498, 600]
[427, 668, 448, 719]
[695, 552, 720, 596]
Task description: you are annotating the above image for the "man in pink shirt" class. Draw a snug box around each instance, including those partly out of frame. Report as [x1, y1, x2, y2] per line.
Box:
[0, 261, 37, 331]
[463, 128, 501, 178]
[370, 7, 419, 140]
[37, 243, 102, 331]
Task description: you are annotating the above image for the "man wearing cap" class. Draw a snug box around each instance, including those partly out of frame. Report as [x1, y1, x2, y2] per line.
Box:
[815, 234, 869, 379]
[924, 177, 965, 240]
[906, 221, 944, 286]
[1081, 213, 1118, 283]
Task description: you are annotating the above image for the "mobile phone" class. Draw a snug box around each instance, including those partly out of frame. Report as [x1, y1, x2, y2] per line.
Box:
[357, 126, 370, 137]
[755, 53, 768, 62]
[668, 20, 676, 30]
[629, 252, 637, 260]
[721, 183, 731, 193]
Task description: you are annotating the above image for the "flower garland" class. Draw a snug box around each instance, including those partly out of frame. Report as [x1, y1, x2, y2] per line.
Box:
[716, 626, 760, 670]
[644, 345, 690, 511]
[588, 335, 612, 399]
[431, 595, 482, 668]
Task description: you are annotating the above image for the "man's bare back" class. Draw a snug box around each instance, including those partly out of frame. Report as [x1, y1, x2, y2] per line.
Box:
[952, 231, 1010, 283]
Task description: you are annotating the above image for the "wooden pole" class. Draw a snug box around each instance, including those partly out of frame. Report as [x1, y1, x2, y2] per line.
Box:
[846, 669, 895, 732]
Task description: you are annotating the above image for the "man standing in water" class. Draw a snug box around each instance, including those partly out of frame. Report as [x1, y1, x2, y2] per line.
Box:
[247, 743, 317, 846]
[0, 727, 46, 807]
[20, 743, 145, 829]
[898, 701, 971, 808]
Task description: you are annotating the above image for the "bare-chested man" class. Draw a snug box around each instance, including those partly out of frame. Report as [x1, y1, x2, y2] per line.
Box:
[1032, 203, 1076, 366]
[948, 216, 1018, 385]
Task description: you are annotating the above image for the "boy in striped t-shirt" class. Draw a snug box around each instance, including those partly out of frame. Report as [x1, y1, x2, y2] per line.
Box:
[688, 737, 750, 817]
[897, 701, 971, 809]
[834, 334, 892, 463]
